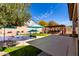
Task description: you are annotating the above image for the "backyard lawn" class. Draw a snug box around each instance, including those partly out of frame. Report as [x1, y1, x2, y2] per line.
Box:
[31, 33, 49, 36]
[20, 33, 49, 36]
[2, 45, 41, 56]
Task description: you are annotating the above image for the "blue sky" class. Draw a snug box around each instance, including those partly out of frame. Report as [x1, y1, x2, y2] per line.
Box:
[29, 3, 72, 26]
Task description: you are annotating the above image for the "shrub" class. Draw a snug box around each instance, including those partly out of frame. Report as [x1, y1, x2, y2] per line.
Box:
[0, 47, 6, 51]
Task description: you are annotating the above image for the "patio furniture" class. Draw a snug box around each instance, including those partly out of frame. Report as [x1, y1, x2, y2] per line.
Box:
[29, 35, 36, 38]
[5, 40, 17, 47]
[28, 29, 38, 38]
[16, 31, 19, 35]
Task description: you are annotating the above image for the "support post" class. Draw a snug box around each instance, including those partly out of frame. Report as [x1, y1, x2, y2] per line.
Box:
[72, 3, 78, 56]
[77, 3, 79, 56]
[77, 3, 79, 40]
[72, 20, 76, 37]
[4, 25, 5, 43]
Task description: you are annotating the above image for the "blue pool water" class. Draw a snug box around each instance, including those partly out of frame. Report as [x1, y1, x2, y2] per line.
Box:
[0, 36, 30, 41]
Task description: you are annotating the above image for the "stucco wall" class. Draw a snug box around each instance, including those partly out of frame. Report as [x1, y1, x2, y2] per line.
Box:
[0, 26, 28, 36]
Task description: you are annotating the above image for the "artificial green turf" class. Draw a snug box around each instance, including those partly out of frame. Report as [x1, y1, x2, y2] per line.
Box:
[30, 33, 48, 36]
[4, 45, 41, 56]
[19, 33, 49, 36]
[4, 46, 24, 53]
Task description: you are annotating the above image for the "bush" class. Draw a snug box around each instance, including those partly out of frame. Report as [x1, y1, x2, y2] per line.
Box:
[0, 47, 6, 51]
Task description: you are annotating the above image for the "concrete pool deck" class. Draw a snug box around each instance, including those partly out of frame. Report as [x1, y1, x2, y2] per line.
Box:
[0, 34, 50, 47]
[27, 35, 77, 56]
[16, 36, 46, 47]
[0, 52, 10, 56]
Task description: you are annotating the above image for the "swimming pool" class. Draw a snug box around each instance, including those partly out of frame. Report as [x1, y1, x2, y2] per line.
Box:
[0, 36, 30, 41]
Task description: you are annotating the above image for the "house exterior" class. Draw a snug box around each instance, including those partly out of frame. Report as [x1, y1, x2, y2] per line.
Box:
[0, 28, 16, 36]
[0, 26, 28, 36]
[0, 19, 43, 36]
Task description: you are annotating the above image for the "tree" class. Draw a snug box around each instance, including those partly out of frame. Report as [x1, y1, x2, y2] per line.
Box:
[39, 20, 48, 26]
[48, 21, 59, 26]
[0, 3, 31, 27]
[0, 3, 31, 43]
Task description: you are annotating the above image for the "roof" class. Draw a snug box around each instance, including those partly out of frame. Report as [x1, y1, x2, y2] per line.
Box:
[26, 19, 44, 27]
[68, 3, 77, 21]
[46, 25, 65, 28]
[28, 25, 44, 28]
[26, 19, 44, 28]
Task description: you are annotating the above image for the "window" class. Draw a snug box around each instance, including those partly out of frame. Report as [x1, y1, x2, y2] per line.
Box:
[8, 31, 12, 33]
[21, 31, 24, 33]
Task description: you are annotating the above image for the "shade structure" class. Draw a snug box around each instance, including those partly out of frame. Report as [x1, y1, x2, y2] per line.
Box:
[5, 25, 16, 29]
[0, 25, 16, 29]
[28, 24, 44, 33]
[28, 25, 44, 28]
[28, 29, 38, 32]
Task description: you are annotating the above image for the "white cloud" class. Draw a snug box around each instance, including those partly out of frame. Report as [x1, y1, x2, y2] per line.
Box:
[33, 7, 54, 21]
[33, 16, 40, 20]
[39, 9, 54, 19]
